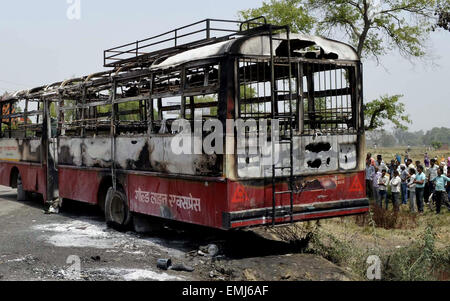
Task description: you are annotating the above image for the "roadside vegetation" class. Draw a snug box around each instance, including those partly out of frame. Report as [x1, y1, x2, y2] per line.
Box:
[268, 205, 450, 281]
[265, 145, 450, 281]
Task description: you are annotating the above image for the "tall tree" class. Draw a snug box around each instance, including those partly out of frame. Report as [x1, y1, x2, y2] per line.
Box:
[435, 1, 450, 31]
[364, 94, 411, 131]
[239, 0, 449, 131]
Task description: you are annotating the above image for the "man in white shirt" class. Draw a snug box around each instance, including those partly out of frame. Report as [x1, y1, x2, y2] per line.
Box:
[400, 164, 409, 205]
[372, 166, 382, 205]
[365, 160, 375, 199]
[407, 168, 417, 213]
[390, 170, 402, 212]
[427, 159, 439, 196]
[406, 159, 416, 174]
[376, 155, 387, 173]
[378, 169, 389, 209]
[440, 161, 447, 177]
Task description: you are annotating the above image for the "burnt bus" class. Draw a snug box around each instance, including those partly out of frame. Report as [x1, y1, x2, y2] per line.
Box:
[0, 18, 368, 230]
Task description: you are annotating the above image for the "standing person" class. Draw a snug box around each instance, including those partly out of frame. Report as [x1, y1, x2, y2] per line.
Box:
[400, 164, 409, 205]
[427, 159, 439, 197]
[366, 153, 375, 167]
[407, 168, 417, 213]
[430, 168, 450, 214]
[406, 159, 415, 174]
[372, 166, 381, 205]
[388, 160, 397, 179]
[415, 161, 421, 171]
[376, 155, 387, 173]
[395, 154, 402, 166]
[440, 161, 447, 175]
[424, 153, 430, 168]
[390, 170, 401, 212]
[365, 160, 375, 199]
[414, 166, 426, 214]
[447, 168, 450, 203]
[378, 169, 389, 209]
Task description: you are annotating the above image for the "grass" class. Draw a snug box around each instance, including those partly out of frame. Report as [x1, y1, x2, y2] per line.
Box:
[268, 203, 450, 281]
[307, 204, 450, 281]
[267, 146, 450, 281]
[367, 146, 449, 166]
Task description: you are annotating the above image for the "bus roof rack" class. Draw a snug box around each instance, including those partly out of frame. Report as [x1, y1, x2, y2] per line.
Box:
[103, 17, 278, 68]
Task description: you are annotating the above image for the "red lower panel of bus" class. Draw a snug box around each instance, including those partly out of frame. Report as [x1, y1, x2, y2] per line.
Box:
[228, 172, 367, 211]
[128, 174, 229, 229]
[0, 162, 47, 199]
[128, 171, 368, 230]
[227, 207, 369, 228]
[58, 168, 103, 205]
[0, 163, 368, 229]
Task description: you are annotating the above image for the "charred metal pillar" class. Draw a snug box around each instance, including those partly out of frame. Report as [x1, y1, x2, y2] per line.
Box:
[110, 78, 117, 191]
[219, 57, 235, 179]
[356, 62, 365, 171]
[297, 63, 304, 133]
[306, 64, 315, 130]
[147, 74, 155, 135]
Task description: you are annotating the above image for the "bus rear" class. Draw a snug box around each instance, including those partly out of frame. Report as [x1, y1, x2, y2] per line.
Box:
[221, 31, 368, 229]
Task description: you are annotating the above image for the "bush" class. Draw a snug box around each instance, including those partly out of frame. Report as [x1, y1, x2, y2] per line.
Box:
[383, 224, 450, 281]
[306, 218, 448, 280]
[355, 206, 418, 230]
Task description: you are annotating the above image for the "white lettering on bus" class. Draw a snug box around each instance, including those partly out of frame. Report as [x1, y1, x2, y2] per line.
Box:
[135, 188, 201, 213]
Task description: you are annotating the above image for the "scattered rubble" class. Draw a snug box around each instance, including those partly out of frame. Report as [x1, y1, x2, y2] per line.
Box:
[0, 193, 356, 281]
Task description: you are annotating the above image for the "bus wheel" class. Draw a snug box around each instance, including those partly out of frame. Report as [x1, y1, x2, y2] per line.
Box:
[105, 188, 132, 230]
[17, 175, 29, 202]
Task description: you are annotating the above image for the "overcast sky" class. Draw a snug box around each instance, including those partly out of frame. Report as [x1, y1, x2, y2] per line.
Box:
[0, 0, 449, 132]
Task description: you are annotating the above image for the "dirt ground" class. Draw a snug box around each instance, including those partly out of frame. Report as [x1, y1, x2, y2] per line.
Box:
[0, 186, 353, 281]
[367, 146, 450, 166]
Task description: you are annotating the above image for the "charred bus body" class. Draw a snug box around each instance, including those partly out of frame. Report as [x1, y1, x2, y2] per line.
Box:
[0, 18, 368, 230]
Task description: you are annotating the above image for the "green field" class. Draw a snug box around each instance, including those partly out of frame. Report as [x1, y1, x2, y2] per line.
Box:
[367, 146, 449, 167]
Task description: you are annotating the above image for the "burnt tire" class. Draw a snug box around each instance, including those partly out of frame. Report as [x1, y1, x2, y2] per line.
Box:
[105, 188, 132, 231]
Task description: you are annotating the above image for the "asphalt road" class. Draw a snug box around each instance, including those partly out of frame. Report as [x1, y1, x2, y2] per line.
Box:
[0, 186, 205, 281]
[0, 186, 352, 281]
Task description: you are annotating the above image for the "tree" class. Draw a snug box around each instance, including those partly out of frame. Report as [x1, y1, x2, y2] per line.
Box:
[367, 129, 397, 147]
[364, 94, 411, 131]
[239, 0, 315, 33]
[431, 141, 443, 150]
[393, 128, 425, 146]
[435, 1, 450, 31]
[193, 95, 218, 117]
[239, 0, 449, 131]
[422, 127, 450, 146]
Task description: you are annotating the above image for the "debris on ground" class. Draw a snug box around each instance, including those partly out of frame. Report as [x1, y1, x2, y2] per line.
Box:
[156, 258, 194, 272]
[156, 258, 172, 270]
[169, 263, 195, 272]
[0, 190, 359, 281]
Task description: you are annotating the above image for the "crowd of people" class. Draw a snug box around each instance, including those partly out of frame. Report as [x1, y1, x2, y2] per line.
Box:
[365, 152, 450, 214]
